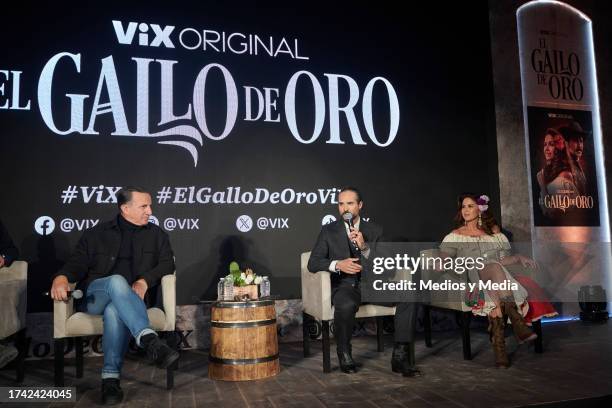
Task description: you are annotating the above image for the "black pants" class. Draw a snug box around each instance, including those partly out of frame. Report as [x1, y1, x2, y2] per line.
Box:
[332, 278, 417, 352]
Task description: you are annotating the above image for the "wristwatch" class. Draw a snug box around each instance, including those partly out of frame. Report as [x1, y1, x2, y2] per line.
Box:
[335, 264, 341, 274]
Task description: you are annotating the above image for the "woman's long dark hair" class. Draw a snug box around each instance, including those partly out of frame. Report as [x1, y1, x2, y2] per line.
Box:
[454, 193, 499, 235]
[543, 149, 572, 184]
[542, 128, 571, 185]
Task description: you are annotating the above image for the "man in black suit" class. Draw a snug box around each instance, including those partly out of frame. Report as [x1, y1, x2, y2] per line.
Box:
[308, 187, 420, 376]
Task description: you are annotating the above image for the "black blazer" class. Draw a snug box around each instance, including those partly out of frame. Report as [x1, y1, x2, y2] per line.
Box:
[307, 219, 383, 285]
[54, 216, 175, 307]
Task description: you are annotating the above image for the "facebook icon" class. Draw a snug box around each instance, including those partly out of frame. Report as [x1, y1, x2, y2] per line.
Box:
[34, 216, 55, 235]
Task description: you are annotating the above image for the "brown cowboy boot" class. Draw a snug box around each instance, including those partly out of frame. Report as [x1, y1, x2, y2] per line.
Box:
[488, 316, 510, 368]
[501, 299, 537, 344]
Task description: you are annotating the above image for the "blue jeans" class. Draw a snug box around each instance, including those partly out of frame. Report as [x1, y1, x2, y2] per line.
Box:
[86, 275, 156, 379]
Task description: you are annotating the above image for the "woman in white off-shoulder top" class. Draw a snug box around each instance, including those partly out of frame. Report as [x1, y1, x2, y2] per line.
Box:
[438, 194, 556, 368]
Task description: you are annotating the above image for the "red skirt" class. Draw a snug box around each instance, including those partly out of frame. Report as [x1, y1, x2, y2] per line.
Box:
[515, 275, 558, 324]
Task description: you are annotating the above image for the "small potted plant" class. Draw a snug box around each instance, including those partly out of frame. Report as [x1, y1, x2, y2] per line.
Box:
[227, 261, 263, 300]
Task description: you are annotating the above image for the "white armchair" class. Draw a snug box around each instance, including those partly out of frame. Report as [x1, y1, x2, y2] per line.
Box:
[301, 252, 397, 373]
[53, 273, 177, 388]
[0, 261, 27, 382]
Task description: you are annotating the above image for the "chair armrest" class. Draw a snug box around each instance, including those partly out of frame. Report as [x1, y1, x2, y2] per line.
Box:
[0, 260, 27, 282]
[301, 252, 333, 321]
[419, 249, 441, 282]
[419, 249, 470, 311]
[392, 268, 413, 281]
[161, 273, 176, 331]
[419, 248, 469, 283]
[53, 283, 76, 339]
[0, 261, 28, 337]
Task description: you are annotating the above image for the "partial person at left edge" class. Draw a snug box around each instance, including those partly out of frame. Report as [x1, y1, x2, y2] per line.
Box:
[0, 217, 20, 369]
[49, 187, 178, 405]
[0, 218, 19, 270]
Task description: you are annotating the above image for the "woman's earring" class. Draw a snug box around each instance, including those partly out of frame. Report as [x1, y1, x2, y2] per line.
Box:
[478, 214, 482, 228]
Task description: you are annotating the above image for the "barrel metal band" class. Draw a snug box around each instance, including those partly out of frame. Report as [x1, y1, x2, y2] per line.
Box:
[211, 318, 276, 328]
[209, 353, 279, 365]
[213, 300, 275, 308]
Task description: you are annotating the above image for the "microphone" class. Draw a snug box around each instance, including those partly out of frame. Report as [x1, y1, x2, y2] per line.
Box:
[342, 212, 361, 254]
[43, 289, 84, 300]
[342, 211, 354, 228]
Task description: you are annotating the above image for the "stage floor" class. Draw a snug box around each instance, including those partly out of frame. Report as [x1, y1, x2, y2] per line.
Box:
[1, 320, 612, 407]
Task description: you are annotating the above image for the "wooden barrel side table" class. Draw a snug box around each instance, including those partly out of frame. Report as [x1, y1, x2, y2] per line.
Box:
[209, 300, 280, 381]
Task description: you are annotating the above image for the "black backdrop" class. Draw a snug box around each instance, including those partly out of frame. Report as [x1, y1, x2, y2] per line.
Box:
[0, 1, 500, 309]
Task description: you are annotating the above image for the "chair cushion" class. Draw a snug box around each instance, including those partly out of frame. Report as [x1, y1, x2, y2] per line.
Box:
[65, 308, 168, 337]
[354, 304, 396, 318]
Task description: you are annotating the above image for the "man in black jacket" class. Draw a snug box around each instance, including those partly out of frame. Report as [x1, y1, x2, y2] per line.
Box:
[308, 187, 420, 376]
[0, 218, 20, 369]
[0, 218, 19, 269]
[50, 187, 178, 405]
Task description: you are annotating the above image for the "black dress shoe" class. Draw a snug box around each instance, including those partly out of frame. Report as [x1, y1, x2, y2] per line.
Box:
[391, 343, 422, 377]
[337, 351, 357, 374]
[101, 378, 123, 405]
[347, 344, 363, 368]
[140, 333, 180, 369]
[399, 366, 422, 377]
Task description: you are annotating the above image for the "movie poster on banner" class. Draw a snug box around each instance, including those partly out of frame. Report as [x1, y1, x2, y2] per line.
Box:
[518, 1, 607, 231]
[518, 2, 611, 319]
[528, 106, 599, 226]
